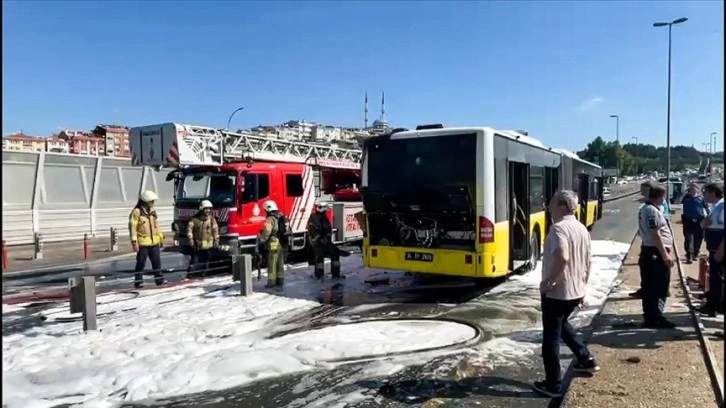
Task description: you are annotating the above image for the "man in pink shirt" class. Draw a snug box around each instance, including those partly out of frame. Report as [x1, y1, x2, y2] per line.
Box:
[533, 190, 600, 398]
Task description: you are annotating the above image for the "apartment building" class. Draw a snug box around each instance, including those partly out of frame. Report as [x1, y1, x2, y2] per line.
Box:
[2, 133, 46, 152]
[93, 124, 130, 157]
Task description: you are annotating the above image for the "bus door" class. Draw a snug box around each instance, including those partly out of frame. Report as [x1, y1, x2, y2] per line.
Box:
[577, 174, 590, 226]
[596, 176, 605, 220]
[544, 166, 559, 236]
[508, 161, 531, 270]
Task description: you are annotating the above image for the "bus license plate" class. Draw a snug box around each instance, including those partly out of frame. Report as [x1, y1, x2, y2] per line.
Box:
[405, 252, 434, 262]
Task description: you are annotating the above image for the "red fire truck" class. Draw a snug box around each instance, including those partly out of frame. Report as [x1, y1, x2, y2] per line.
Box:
[128, 123, 364, 257]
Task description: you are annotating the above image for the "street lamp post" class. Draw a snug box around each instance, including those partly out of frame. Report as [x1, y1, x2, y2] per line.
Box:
[653, 16, 688, 201]
[227, 107, 245, 132]
[609, 114, 620, 192]
[709, 132, 717, 181]
[632, 136, 638, 174]
[224, 107, 245, 163]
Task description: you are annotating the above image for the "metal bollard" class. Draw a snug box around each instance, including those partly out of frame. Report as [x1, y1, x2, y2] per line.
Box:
[109, 227, 119, 252]
[68, 276, 98, 331]
[2, 240, 8, 271]
[33, 233, 44, 260]
[231, 254, 253, 296]
[83, 233, 89, 260]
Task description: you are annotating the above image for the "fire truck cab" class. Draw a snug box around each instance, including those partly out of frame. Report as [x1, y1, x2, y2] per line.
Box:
[128, 123, 364, 257]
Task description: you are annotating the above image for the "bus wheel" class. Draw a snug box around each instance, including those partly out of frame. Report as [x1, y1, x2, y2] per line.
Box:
[529, 234, 540, 271]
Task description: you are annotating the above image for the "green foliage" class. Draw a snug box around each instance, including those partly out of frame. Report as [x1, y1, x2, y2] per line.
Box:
[576, 136, 723, 176]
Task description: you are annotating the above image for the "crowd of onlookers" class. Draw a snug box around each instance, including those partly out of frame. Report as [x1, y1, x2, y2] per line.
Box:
[531, 182, 724, 398]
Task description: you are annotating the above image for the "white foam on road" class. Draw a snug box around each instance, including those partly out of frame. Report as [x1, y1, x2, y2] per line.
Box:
[3, 290, 474, 408]
[2, 240, 630, 408]
[463, 239, 631, 368]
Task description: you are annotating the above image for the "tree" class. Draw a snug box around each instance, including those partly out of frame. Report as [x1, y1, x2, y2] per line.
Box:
[577, 136, 713, 175]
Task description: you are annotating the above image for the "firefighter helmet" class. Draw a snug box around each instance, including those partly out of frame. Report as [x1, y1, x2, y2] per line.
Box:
[262, 200, 278, 212]
[200, 200, 213, 210]
[139, 190, 158, 203]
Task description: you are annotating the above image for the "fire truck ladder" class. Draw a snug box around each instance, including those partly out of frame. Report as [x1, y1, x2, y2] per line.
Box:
[175, 124, 362, 167]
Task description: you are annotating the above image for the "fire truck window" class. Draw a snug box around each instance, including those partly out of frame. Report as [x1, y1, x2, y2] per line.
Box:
[285, 174, 304, 197]
[257, 174, 270, 199]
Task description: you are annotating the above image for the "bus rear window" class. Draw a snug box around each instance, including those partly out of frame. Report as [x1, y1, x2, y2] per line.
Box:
[366, 133, 476, 192]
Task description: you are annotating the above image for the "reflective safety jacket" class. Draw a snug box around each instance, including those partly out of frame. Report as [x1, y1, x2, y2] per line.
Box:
[129, 206, 164, 247]
[186, 212, 220, 250]
[258, 213, 281, 251]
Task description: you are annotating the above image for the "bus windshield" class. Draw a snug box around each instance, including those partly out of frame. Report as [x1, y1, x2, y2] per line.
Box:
[365, 133, 477, 194]
[177, 171, 237, 205]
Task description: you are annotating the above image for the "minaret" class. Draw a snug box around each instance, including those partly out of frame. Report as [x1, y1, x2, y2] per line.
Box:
[380, 91, 386, 121]
[364, 91, 369, 129]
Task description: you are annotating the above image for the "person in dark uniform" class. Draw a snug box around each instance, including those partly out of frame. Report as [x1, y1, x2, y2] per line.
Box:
[696, 182, 724, 317]
[679, 184, 709, 263]
[637, 185, 676, 329]
[307, 202, 342, 279]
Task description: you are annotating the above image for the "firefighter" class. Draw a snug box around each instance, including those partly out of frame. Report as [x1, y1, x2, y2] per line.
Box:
[258, 200, 287, 288]
[186, 200, 219, 278]
[307, 202, 342, 279]
[129, 190, 165, 289]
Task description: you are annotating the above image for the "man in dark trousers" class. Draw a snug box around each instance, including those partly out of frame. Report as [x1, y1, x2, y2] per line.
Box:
[533, 190, 599, 398]
[307, 202, 342, 279]
[637, 185, 676, 329]
[680, 184, 709, 263]
[696, 182, 724, 317]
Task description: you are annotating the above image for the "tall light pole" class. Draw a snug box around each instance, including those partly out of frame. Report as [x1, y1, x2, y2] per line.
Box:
[711, 132, 717, 156]
[653, 17, 688, 199]
[632, 136, 638, 175]
[609, 114, 620, 191]
[709, 132, 717, 181]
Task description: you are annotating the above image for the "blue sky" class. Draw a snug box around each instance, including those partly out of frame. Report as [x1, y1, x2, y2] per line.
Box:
[2, 0, 723, 152]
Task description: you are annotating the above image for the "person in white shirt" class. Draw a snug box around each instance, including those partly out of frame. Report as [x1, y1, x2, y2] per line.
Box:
[533, 190, 600, 398]
[697, 183, 724, 316]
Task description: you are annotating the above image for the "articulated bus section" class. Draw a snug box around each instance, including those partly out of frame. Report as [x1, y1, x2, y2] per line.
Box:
[361, 126, 603, 280]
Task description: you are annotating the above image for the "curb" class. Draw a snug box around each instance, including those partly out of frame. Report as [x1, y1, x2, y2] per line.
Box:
[2, 252, 138, 278]
[671, 227, 725, 407]
[2, 251, 187, 279]
[555, 230, 639, 408]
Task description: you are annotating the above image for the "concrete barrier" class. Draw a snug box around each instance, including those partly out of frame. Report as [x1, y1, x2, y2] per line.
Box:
[2, 151, 174, 245]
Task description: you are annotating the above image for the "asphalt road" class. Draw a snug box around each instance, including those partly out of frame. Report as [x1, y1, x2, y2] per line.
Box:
[109, 195, 645, 408]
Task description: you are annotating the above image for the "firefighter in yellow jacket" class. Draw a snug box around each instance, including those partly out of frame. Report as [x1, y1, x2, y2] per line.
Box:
[129, 190, 165, 288]
[186, 200, 219, 278]
[257, 200, 288, 288]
